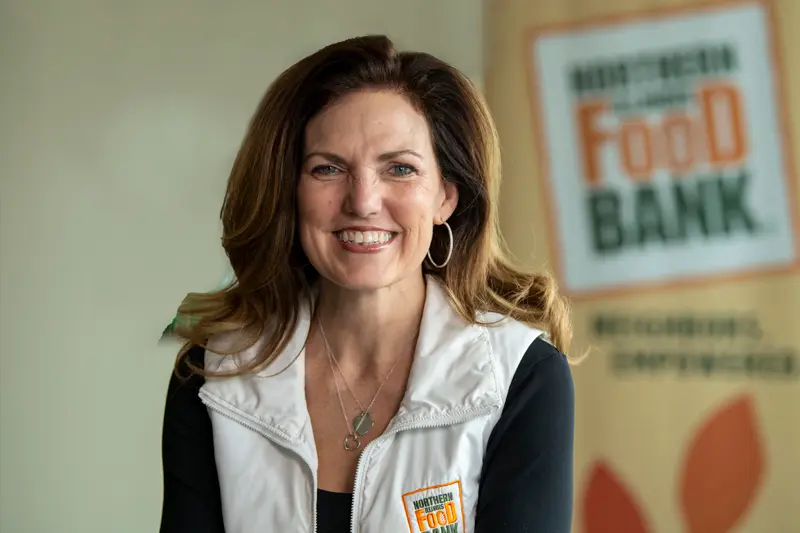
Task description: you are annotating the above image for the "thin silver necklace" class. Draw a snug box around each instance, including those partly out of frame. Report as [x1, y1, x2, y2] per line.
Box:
[318, 320, 402, 451]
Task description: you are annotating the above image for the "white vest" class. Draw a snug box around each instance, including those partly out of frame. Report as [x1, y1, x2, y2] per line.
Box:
[200, 278, 543, 533]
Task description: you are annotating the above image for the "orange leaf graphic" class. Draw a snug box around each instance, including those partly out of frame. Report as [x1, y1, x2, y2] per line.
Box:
[582, 461, 651, 533]
[679, 395, 765, 533]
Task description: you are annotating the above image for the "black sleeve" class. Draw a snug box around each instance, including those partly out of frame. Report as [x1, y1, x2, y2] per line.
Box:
[160, 347, 226, 533]
[475, 336, 575, 533]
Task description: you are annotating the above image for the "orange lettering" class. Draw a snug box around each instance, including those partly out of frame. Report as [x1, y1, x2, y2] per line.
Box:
[618, 119, 653, 180]
[445, 502, 458, 523]
[577, 101, 613, 186]
[700, 84, 746, 166]
[426, 513, 437, 529]
[414, 502, 459, 530]
[415, 509, 428, 532]
[574, 82, 748, 184]
[662, 114, 695, 175]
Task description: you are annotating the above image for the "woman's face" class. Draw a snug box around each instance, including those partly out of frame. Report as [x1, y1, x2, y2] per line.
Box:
[297, 90, 458, 292]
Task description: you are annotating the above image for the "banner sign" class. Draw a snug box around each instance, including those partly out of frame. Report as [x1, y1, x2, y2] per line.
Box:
[486, 0, 800, 531]
[527, 0, 798, 298]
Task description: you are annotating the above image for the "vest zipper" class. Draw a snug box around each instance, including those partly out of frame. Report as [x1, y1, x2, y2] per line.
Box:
[349, 440, 369, 533]
[348, 404, 496, 533]
[198, 390, 319, 533]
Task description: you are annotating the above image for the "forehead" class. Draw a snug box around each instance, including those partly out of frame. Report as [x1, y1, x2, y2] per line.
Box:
[304, 90, 432, 153]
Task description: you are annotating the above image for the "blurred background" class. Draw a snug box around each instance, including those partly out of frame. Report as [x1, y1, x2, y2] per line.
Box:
[0, 1, 797, 532]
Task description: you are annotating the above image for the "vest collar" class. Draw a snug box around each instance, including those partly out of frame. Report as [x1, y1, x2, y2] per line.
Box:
[200, 276, 502, 442]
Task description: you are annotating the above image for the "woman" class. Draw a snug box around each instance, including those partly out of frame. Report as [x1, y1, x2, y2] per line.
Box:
[161, 35, 575, 533]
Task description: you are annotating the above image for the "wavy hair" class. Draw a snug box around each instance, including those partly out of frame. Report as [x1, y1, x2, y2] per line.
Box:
[173, 35, 572, 376]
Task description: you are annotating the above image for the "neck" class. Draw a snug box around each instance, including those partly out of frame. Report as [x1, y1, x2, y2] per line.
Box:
[314, 273, 427, 378]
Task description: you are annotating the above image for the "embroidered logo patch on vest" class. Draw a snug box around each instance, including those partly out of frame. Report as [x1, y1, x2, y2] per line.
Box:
[402, 480, 465, 533]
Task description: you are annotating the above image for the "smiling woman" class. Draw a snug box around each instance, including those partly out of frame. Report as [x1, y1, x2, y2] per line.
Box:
[160, 35, 575, 533]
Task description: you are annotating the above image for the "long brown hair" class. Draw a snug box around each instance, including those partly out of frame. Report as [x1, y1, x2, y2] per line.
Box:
[173, 35, 572, 376]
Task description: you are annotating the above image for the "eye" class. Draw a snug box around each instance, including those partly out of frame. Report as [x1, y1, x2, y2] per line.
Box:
[388, 163, 417, 177]
[310, 164, 342, 177]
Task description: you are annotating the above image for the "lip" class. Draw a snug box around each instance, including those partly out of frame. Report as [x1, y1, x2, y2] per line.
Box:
[335, 226, 394, 232]
[334, 227, 396, 254]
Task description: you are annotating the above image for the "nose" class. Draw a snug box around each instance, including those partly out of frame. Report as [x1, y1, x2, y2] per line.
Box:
[344, 170, 382, 218]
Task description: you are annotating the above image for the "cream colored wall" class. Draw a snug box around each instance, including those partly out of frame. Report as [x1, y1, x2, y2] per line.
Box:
[0, 2, 483, 531]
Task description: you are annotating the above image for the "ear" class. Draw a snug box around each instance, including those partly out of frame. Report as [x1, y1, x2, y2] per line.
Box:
[435, 180, 459, 224]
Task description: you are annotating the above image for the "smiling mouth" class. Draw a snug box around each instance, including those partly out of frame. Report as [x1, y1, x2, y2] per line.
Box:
[335, 230, 394, 245]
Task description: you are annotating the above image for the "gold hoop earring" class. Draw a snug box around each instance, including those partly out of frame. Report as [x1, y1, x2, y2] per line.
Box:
[426, 221, 453, 268]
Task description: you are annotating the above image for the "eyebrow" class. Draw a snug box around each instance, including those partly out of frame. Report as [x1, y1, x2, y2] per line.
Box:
[378, 150, 424, 162]
[303, 150, 424, 164]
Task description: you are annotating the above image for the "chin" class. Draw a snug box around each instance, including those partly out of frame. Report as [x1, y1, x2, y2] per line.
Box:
[317, 259, 424, 293]
[308, 243, 426, 293]
[325, 270, 399, 292]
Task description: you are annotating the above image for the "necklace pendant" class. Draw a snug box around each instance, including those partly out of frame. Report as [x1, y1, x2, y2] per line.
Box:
[344, 433, 360, 451]
[352, 412, 374, 437]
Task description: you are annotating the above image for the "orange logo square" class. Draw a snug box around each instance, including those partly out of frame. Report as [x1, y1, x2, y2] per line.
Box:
[402, 480, 465, 533]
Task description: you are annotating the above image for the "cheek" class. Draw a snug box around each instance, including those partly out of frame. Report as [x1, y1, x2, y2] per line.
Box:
[409, 223, 434, 254]
[403, 182, 443, 221]
[391, 185, 439, 243]
[296, 181, 311, 222]
[296, 186, 333, 263]
[297, 181, 335, 229]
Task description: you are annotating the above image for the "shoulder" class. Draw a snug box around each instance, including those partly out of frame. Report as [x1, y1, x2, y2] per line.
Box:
[476, 315, 574, 437]
[166, 346, 208, 405]
[484, 335, 574, 459]
[185, 344, 207, 369]
[164, 346, 212, 440]
[476, 312, 552, 403]
[480, 334, 574, 476]
[504, 336, 573, 412]
[204, 327, 270, 373]
[476, 335, 575, 531]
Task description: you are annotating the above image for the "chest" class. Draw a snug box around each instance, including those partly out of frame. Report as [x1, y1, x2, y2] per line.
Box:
[207, 405, 498, 533]
[304, 342, 414, 493]
[353, 422, 493, 533]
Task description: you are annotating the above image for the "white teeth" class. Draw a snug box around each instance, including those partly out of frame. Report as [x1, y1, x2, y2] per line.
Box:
[337, 230, 393, 245]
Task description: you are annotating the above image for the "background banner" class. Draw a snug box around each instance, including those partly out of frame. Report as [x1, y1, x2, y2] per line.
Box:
[486, 0, 799, 531]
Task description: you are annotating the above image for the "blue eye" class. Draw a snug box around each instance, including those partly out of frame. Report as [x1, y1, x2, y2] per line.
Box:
[389, 164, 417, 176]
[311, 165, 341, 176]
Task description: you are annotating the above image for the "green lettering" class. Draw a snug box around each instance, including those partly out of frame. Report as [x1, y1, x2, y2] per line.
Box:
[672, 177, 714, 237]
[631, 351, 668, 372]
[718, 354, 746, 374]
[608, 349, 798, 378]
[611, 352, 634, 373]
[588, 189, 624, 253]
[675, 317, 697, 337]
[634, 185, 668, 246]
[717, 171, 759, 234]
[593, 315, 620, 337]
[755, 354, 788, 378]
[785, 353, 798, 376]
